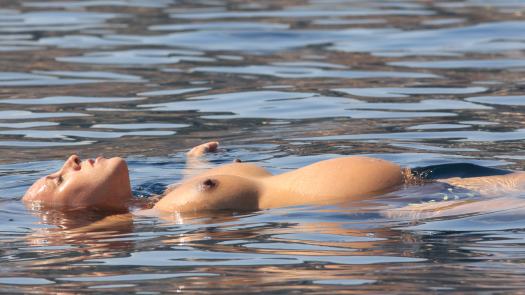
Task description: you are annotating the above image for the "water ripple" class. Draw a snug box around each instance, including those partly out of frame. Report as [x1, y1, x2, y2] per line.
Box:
[191, 65, 440, 79]
[333, 87, 487, 98]
[32, 28, 397, 50]
[83, 249, 425, 266]
[0, 71, 145, 86]
[330, 21, 525, 54]
[2, 0, 525, 293]
[294, 129, 525, 142]
[0, 130, 174, 139]
[0, 11, 129, 32]
[58, 49, 213, 65]
[169, 8, 435, 19]
[389, 59, 525, 69]
[139, 90, 458, 119]
[466, 95, 525, 105]
[25, 0, 175, 8]
[0, 96, 144, 105]
[150, 22, 290, 31]
[0, 110, 88, 119]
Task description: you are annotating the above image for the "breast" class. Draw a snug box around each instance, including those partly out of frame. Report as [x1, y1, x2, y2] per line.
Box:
[155, 174, 262, 212]
[194, 162, 273, 180]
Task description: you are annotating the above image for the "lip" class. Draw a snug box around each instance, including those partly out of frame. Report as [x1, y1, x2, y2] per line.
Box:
[86, 158, 95, 166]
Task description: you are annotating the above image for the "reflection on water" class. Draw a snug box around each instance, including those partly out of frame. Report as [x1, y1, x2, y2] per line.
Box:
[58, 49, 213, 65]
[0, 96, 144, 104]
[330, 21, 525, 54]
[191, 65, 440, 78]
[390, 59, 525, 69]
[2, 0, 525, 293]
[0, 11, 128, 32]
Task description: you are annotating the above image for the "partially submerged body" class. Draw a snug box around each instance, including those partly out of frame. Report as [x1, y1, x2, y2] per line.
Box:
[22, 142, 525, 216]
[155, 156, 405, 211]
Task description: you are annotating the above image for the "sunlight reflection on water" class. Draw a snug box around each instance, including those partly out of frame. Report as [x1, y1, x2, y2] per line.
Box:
[2, 0, 525, 293]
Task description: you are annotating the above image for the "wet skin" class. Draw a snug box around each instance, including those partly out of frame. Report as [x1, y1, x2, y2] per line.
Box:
[155, 157, 406, 212]
[23, 155, 133, 212]
[24, 143, 406, 213]
[23, 142, 525, 214]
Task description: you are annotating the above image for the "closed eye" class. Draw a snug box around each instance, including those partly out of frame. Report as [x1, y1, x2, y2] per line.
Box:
[46, 175, 63, 186]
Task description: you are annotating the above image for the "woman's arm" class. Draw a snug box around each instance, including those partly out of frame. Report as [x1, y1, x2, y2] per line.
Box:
[186, 142, 220, 157]
[180, 142, 221, 181]
[161, 142, 228, 197]
[439, 172, 525, 196]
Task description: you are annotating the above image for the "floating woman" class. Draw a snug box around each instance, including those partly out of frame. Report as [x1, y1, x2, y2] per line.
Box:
[22, 142, 525, 214]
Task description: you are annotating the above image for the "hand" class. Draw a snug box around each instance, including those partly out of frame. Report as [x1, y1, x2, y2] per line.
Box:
[187, 142, 221, 157]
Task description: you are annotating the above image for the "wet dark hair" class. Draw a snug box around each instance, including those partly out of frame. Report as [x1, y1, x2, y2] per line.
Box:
[411, 163, 513, 180]
[132, 181, 168, 198]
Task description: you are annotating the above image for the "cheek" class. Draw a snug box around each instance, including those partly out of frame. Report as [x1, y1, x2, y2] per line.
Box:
[23, 179, 50, 202]
[60, 175, 105, 199]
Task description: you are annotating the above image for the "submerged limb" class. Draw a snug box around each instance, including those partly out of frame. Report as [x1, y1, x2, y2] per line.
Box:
[383, 169, 525, 220]
[166, 142, 228, 195]
[181, 142, 226, 180]
[383, 195, 525, 220]
[440, 172, 525, 196]
[186, 142, 220, 157]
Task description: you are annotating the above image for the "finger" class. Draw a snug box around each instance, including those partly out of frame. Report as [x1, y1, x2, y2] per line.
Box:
[202, 142, 219, 152]
[186, 145, 207, 157]
[187, 142, 219, 157]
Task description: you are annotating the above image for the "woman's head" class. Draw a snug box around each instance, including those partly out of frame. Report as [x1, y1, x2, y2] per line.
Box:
[23, 155, 133, 212]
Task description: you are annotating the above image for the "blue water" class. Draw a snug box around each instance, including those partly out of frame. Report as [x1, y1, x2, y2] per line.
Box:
[2, 0, 525, 293]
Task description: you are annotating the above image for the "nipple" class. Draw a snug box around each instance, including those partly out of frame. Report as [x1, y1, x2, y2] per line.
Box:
[233, 159, 242, 163]
[195, 178, 218, 192]
[203, 179, 215, 186]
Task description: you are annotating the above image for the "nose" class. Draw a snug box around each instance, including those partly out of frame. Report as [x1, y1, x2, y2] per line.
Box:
[63, 155, 82, 171]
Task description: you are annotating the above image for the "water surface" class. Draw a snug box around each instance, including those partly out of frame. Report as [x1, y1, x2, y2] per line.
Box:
[2, 0, 525, 293]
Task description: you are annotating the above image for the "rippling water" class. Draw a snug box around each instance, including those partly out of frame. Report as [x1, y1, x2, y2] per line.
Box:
[2, 0, 525, 293]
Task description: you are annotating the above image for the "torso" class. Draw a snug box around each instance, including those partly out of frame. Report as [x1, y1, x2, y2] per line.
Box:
[156, 157, 407, 212]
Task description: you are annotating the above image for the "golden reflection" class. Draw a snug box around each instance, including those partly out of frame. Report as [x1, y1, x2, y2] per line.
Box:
[18, 209, 135, 269]
[12, 193, 525, 293]
[5, 0, 525, 292]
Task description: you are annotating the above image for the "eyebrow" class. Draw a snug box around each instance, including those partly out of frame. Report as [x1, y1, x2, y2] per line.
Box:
[45, 175, 62, 186]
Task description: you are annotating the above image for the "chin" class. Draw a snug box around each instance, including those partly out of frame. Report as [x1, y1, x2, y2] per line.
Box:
[98, 157, 130, 190]
[107, 157, 128, 171]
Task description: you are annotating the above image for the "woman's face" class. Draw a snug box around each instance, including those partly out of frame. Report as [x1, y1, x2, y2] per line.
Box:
[23, 155, 133, 212]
